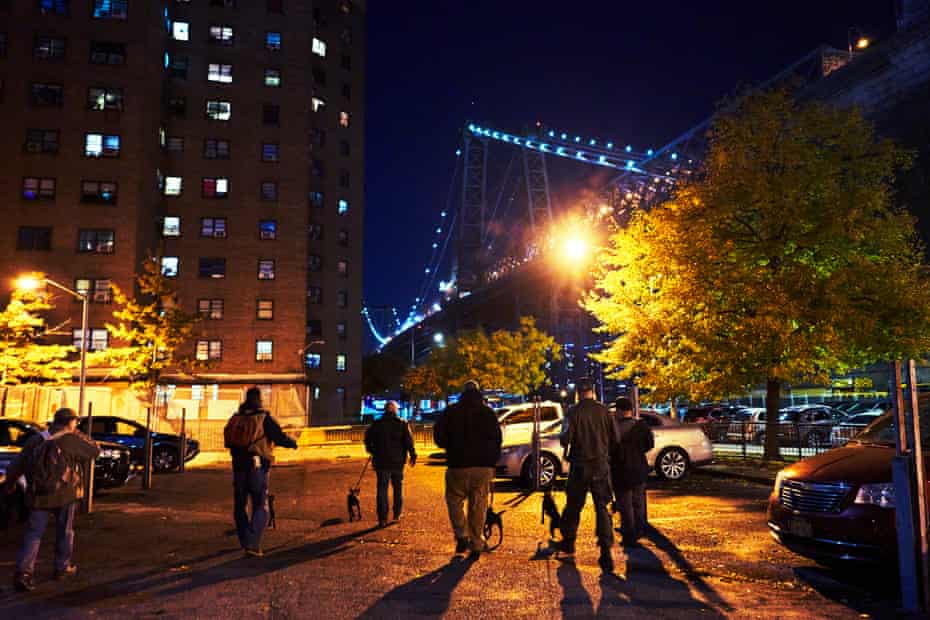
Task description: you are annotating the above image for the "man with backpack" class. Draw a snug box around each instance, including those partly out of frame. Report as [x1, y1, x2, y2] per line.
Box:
[364, 400, 417, 528]
[611, 396, 654, 547]
[224, 387, 297, 557]
[4, 407, 99, 592]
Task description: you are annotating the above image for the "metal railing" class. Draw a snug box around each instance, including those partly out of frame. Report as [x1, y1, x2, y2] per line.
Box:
[696, 421, 865, 460]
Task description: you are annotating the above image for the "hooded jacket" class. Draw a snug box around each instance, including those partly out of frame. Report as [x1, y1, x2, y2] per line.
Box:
[433, 389, 502, 468]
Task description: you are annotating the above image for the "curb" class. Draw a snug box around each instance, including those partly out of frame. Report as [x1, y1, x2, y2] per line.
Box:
[697, 465, 776, 485]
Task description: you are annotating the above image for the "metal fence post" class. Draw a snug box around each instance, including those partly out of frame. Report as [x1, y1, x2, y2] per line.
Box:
[179, 407, 187, 474]
[143, 406, 153, 490]
[907, 360, 930, 610]
[83, 402, 94, 513]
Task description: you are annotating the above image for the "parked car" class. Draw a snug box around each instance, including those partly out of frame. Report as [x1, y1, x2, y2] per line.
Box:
[833, 399, 890, 416]
[776, 405, 847, 447]
[496, 401, 563, 444]
[0, 447, 27, 529]
[725, 408, 766, 443]
[830, 412, 884, 447]
[77, 416, 199, 472]
[767, 412, 926, 564]
[495, 411, 713, 488]
[682, 405, 747, 442]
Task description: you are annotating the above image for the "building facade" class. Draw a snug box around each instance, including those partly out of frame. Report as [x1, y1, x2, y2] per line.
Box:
[0, 0, 365, 425]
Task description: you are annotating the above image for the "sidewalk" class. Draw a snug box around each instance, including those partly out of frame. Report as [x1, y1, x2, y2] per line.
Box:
[699, 458, 781, 485]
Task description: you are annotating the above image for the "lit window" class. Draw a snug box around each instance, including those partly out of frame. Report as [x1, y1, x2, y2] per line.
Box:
[311, 97, 326, 112]
[265, 32, 281, 51]
[202, 177, 229, 198]
[262, 143, 279, 162]
[164, 176, 183, 196]
[204, 139, 230, 159]
[256, 340, 273, 361]
[312, 37, 327, 57]
[17, 227, 52, 251]
[92, 0, 128, 20]
[85, 133, 120, 158]
[23, 177, 56, 200]
[172, 22, 190, 41]
[208, 63, 233, 83]
[80, 181, 118, 204]
[74, 328, 110, 352]
[258, 260, 275, 280]
[25, 129, 60, 153]
[305, 353, 321, 369]
[260, 220, 277, 240]
[309, 191, 324, 208]
[161, 256, 180, 277]
[38, 0, 69, 15]
[338, 199, 349, 215]
[75, 279, 112, 304]
[77, 229, 115, 254]
[162, 216, 181, 237]
[336, 354, 346, 372]
[198, 257, 226, 279]
[337, 259, 348, 276]
[196, 340, 223, 361]
[198, 299, 224, 320]
[264, 68, 281, 87]
[340, 111, 351, 127]
[337, 290, 348, 308]
[209, 26, 234, 45]
[257, 299, 274, 320]
[261, 181, 278, 201]
[87, 87, 123, 111]
[200, 217, 227, 238]
[206, 100, 231, 120]
[191, 384, 204, 400]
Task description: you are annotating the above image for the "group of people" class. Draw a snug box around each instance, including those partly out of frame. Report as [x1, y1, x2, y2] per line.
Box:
[4, 379, 651, 592]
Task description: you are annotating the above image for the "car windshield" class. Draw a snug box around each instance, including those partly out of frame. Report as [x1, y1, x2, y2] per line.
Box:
[778, 411, 799, 422]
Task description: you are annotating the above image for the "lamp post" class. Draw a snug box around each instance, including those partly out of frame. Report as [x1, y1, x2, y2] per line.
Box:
[848, 27, 870, 59]
[299, 339, 326, 426]
[15, 275, 93, 509]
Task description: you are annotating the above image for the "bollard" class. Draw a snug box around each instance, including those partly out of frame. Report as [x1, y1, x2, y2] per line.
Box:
[143, 406, 153, 490]
[83, 402, 95, 514]
[179, 407, 187, 474]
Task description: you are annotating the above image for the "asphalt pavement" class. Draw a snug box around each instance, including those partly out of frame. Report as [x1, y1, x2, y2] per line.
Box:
[0, 454, 906, 619]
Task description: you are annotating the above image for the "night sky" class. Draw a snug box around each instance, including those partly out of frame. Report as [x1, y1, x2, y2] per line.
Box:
[363, 1, 896, 339]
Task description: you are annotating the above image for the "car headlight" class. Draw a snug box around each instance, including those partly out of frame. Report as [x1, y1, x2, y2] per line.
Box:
[99, 448, 121, 459]
[854, 483, 895, 508]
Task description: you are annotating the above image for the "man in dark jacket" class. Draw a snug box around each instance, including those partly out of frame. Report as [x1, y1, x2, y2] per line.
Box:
[4, 407, 99, 592]
[558, 378, 619, 573]
[365, 400, 416, 528]
[433, 381, 502, 556]
[611, 396, 654, 546]
[225, 387, 297, 557]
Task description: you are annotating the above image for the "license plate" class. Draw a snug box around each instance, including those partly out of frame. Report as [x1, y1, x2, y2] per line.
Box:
[788, 517, 813, 538]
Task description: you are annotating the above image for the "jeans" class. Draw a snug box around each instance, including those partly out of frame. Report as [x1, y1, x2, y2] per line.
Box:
[376, 469, 404, 522]
[560, 462, 614, 551]
[233, 465, 270, 551]
[445, 467, 493, 551]
[16, 502, 77, 576]
[617, 483, 647, 541]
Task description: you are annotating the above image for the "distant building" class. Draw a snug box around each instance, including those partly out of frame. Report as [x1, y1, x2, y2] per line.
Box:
[0, 0, 365, 425]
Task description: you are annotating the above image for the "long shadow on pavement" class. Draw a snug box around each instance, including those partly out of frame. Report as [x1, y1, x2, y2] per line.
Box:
[556, 561, 596, 618]
[792, 565, 901, 620]
[356, 555, 477, 618]
[646, 526, 733, 613]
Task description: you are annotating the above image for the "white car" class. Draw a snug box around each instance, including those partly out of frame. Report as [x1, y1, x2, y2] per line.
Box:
[495, 411, 713, 488]
[496, 401, 563, 445]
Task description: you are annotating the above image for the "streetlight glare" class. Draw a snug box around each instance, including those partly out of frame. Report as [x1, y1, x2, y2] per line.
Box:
[433, 332, 445, 344]
[856, 36, 870, 49]
[562, 236, 590, 263]
[14, 275, 43, 291]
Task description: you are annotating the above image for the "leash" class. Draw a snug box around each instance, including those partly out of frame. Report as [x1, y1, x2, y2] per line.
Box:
[352, 456, 371, 492]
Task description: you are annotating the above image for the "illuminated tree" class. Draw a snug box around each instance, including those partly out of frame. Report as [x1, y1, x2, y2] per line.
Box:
[587, 89, 930, 459]
[0, 281, 75, 385]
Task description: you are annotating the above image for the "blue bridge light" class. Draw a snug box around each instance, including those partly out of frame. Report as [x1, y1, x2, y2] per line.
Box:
[671, 152, 678, 160]
[548, 130, 555, 137]
[589, 139, 596, 146]
[647, 149, 654, 156]
[606, 142, 614, 149]
[561, 133, 567, 140]
[625, 145, 632, 153]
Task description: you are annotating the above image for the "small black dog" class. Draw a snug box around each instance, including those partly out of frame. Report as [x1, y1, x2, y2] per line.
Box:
[267, 494, 277, 530]
[542, 489, 561, 538]
[484, 505, 504, 548]
[347, 488, 362, 522]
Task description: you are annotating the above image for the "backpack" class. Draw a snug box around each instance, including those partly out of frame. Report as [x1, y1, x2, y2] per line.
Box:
[224, 412, 266, 451]
[29, 431, 72, 497]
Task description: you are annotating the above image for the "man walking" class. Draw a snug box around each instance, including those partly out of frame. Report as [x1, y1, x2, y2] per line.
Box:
[611, 396, 654, 547]
[365, 400, 417, 528]
[224, 387, 297, 557]
[5, 407, 99, 592]
[434, 381, 502, 557]
[557, 378, 619, 573]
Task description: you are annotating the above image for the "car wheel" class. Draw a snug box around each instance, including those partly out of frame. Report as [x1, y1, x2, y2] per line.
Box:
[805, 431, 826, 448]
[655, 447, 689, 481]
[153, 446, 179, 472]
[521, 452, 559, 489]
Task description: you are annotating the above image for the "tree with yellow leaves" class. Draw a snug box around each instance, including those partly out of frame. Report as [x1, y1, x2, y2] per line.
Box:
[0, 282, 75, 385]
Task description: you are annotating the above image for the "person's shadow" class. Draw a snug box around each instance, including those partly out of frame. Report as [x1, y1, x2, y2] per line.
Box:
[357, 555, 477, 618]
[557, 561, 595, 618]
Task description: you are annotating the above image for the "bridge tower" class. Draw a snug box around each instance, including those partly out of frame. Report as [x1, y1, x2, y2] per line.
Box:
[522, 147, 554, 235]
[456, 134, 488, 295]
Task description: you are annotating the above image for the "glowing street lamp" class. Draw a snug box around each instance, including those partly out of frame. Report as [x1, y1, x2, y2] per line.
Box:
[433, 332, 445, 345]
[561, 236, 590, 264]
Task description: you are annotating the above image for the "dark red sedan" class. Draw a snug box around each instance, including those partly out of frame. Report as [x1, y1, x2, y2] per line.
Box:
[767, 412, 927, 564]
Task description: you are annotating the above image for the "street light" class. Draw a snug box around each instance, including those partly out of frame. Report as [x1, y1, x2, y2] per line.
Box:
[848, 27, 870, 59]
[433, 332, 445, 345]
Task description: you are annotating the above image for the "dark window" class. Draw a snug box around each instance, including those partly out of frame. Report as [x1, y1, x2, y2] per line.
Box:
[341, 83, 351, 100]
[167, 97, 186, 117]
[90, 41, 126, 65]
[77, 229, 115, 254]
[312, 7, 326, 26]
[307, 319, 322, 337]
[92, 0, 128, 20]
[202, 177, 229, 198]
[311, 160, 325, 177]
[209, 0, 235, 6]
[259, 220, 276, 240]
[337, 290, 348, 308]
[262, 143, 279, 162]
[25, 129, 59, 153]
[17, 226, 52, 251]
[80, 180, 117, 204]
[197, 299, 224, 319]
[198, 257, 226, 279]
[38, 0, 68, 15]
[87, 87, 123, 111]
[165, 136, 184, 152]
[261, 181, 278, 201]
[200, 217, 227, 238]
[204, 138, 230, 159]
[258, 260, 275, 280]
[34, 35, 66, 59]
[339, 170, 350, 188]
[337, 229, 348, 246]
[307, 287, 322, 304]
[309, 191, 324, 208]
[257, 299, 274, 319]
[265, 31, 281, 51]
[309, 223, 323, 240]
[312, 67, 326, 86]
[340, 54, 351, 70]
[23, 177, 55, 200]
[341, 27, 352, 45]
[337, 321, 347, 340]
[310, 128, 326, 149]
[308, 254, 322, 271]
[262, 103, 280, 125]
[170, 56, 189, 78]
[339, 140, 350, 156]
[0, 33, 6, 57]
[266, 0, 283, 13]
[31, 83, 64, 106]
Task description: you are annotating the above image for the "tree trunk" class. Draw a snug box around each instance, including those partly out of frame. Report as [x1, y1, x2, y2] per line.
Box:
[764, 378, 781, 461]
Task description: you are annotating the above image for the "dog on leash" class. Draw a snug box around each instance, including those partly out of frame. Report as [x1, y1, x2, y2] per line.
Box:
[268, 494, 277, 529]
[347, 488, 363, 522]
[542, 489, 561, 538]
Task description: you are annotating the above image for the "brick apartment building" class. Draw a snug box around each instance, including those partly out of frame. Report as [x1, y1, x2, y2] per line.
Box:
[0, 0, 365, 426]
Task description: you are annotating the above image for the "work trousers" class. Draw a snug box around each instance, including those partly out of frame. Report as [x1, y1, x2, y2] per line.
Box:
[233, 465, 270, 551]
[616, 482, 647, 541]
[16, 501, 77, 576]
[560, 461, 614, 551]
[375, 468, 404, 522]
[445, 467, 493, 552]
